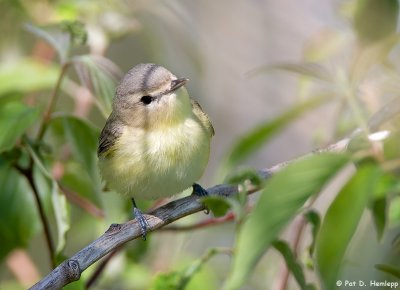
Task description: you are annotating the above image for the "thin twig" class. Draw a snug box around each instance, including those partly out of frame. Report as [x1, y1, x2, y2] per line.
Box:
[15, 165, 55, 268]
[85, 247, 122, 289]
[60, 186, 104, 219]
[275, 193, 319, 290]
[159, 206, 253, 232]
[275, 217, 307, 290]
[178, 247, 233, 289]
[37, 62, 70, 140]
[161, 212, 237, 232]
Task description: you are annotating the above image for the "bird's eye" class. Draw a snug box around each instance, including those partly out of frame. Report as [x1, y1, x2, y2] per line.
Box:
[140, 95, 153, 105]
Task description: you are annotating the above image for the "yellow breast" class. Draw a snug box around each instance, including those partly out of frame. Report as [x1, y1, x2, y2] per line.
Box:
[98, 117, 211, 199]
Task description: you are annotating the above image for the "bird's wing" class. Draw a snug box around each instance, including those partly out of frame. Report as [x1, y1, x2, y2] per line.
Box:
[98, 113, 123, 157]
[191, 99, 215, 137]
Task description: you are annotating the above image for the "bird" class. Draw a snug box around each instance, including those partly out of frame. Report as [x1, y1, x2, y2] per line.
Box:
[97, 63, 214, 239]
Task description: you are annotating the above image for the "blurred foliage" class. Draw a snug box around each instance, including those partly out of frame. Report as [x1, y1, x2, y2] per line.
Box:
[0, 160, 40, 261]
[151, 248, 224, 290]
[0, 102, 40, 152]
[0, 59, 59, 96]
[219, 94, 331, 178]
[0, 1, 400, 290]
[353, 0, 399, 46]
[224, 154, 350, 289]
[272, 240, 315, 290]
[316, 165, 383, 290]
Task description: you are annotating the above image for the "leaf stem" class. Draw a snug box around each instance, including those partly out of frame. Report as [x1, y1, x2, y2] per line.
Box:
[275, 217, 307, 290]
[178, 247, 233, 289]
[37, 62, 70, 140]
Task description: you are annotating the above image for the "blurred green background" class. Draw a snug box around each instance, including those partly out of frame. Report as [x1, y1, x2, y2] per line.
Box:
[1, 0, 400, 289]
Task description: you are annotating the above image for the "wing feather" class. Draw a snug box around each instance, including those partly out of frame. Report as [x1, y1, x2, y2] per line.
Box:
[191, 99, 215, 137]
[98, 113, 123, 157]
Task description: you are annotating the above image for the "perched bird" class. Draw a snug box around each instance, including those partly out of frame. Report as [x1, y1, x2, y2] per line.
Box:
[98, 63, 214, 238]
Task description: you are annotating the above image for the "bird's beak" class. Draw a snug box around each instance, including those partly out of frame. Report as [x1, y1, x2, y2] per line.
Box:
[170, 78, 189, 92]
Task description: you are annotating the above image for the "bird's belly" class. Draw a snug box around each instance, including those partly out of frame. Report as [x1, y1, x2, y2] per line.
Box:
[99, 119, 210, 199]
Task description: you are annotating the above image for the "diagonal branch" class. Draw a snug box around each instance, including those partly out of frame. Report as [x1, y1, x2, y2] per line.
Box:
[29, 183, 240, 290]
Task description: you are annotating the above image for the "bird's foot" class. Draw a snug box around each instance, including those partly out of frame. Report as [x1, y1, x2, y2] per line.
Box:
[132, 198, 150, 240]
[192, 183, 209, 197]
[192, 183, 210, 214]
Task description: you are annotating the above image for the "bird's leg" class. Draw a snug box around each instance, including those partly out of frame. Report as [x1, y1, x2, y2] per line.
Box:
[191, 183, 209, 196]
[131, 198, 150, 240]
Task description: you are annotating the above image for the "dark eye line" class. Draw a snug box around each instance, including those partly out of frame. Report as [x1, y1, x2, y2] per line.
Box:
[139, 81, 182, 105]
[139, 85, 175, 105]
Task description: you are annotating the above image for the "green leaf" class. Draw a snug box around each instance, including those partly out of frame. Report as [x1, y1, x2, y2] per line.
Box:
[220, 95, 329, 176]
[61, 21, 87, 46]
[0, 59, 59, 96]
[151, 248, 223, 290]
[50, 115, 103, 206]
[389, 196, 400, 224]
[59, 115, 102, 194]
[0, 102, 40, 152]
[151, 272, 180, 290]
[371, 198, 387, 241]
[273, 240, 314, 290]
[32, 164, 53, 215]
[248, 62, 333, 82]
[372, 170, 397, 199]
[353, 0, 399, 45]
[316, 165, 382, 290]
[202, 196, 231, 217]
[223, 153, 349, 290]
[304, 210, 321, 256]
[51, 180, 70, 255]
[72, 55, 121, 116]
[0, 159, 40, 260]
[61, 161, 101, 204]
[375, 264, 400, 279]
[383, 131, 400, 161]
[225, 168, 263, 187]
